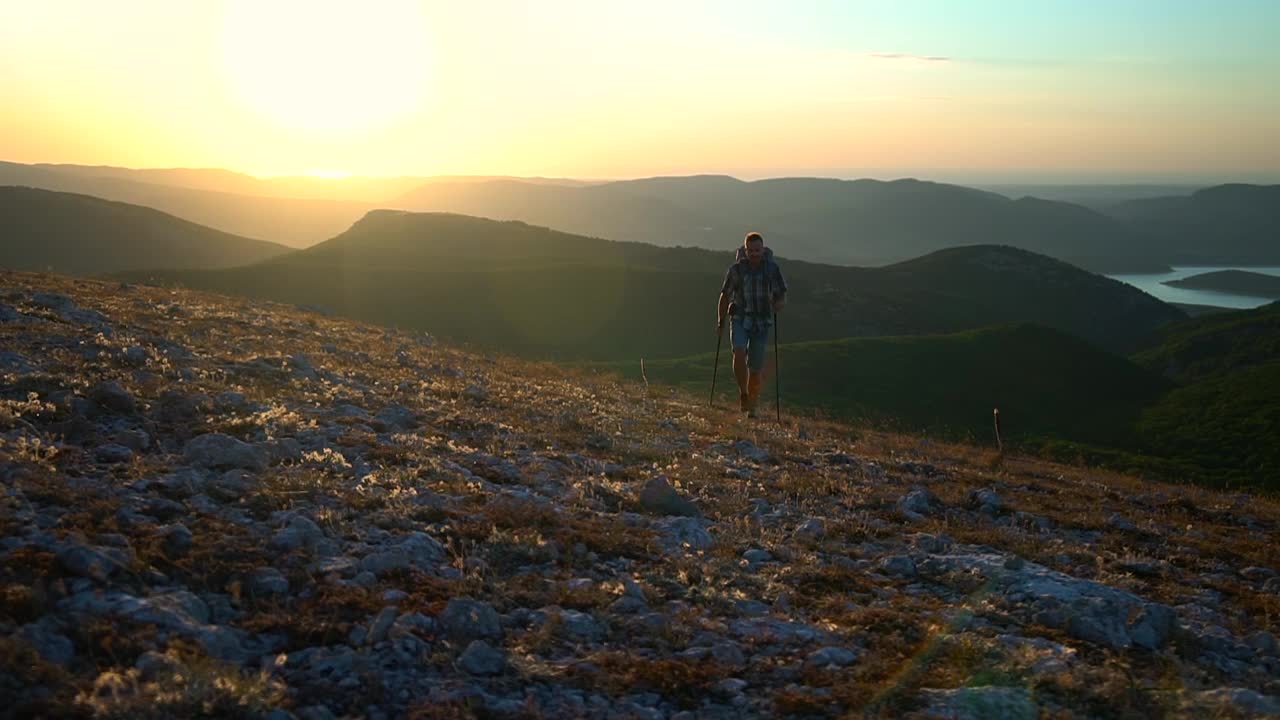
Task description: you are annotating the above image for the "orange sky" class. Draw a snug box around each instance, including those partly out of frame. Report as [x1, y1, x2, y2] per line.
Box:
[2, 1, 1277, 182]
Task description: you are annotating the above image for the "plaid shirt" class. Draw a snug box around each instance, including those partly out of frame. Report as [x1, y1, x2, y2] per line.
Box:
[721, 248, 787, 317]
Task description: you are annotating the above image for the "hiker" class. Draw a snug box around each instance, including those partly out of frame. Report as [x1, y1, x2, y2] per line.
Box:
[716, 231, 787, 417]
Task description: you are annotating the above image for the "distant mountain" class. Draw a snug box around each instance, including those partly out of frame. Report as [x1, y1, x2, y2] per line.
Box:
[0, 161, 374, 247]
[1163, 270, 1280, 299]
[975, 184, 1203, 211]
[390, 176, 1166, 273]
[0, 186, 291, 274]
[25, 162, 595, 202]
[121, 211, 1183, 358]
[1105, 184, 1280, 265]
[608, 323, 1171, 446]
[3, 162, 1178, 270]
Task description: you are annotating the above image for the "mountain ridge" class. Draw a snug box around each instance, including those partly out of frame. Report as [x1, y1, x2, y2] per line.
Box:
[123, 210, 1185, 357]
[0, 186, 292, 274]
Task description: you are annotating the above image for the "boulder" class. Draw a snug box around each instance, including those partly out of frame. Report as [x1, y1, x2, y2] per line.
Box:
[374, 404, 417, 431]
[183, 433, 268, 471]
[18, 618, 75, 665]
[653, 517, 713, 555]
[94, 443, 134, 464]
[919, 550, 1178, 650]
[271, 515, 325, 553]
[458, 640, 506, 676]
[89, 380, 136, 415]
[638, 476, 699, 517]
[58, 543, 129, 582]
[248, 567, 290, 596]
[898, 486, 941, 521]
[440, 598, 503, 642]
[161, 524, 194, 560]
[805, 646, 860, 668]
[918, 687, 1037, 720]
[359, 550, 412, 577]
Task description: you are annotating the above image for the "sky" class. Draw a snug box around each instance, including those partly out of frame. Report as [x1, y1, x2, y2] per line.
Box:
[2, 0, 1278, 182]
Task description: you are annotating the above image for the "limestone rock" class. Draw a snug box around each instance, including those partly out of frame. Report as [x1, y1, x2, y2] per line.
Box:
[440, 598, 503, 642]
[458, 640, 506, 676]
[183, 433, 268, 471]
[638, 476, 699, 517]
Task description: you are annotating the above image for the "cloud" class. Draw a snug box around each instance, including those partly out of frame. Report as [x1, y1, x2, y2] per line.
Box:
[869, 52, 951, 63]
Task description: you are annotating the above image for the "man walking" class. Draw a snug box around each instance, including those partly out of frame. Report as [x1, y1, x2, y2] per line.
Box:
[717, 232, 787, 417]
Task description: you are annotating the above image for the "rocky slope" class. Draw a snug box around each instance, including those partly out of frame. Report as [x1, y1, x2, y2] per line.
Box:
[1, 270, 1277, 719]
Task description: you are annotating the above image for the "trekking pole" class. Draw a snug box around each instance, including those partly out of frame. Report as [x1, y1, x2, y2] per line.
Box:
[709, 322, 724, 407]
[773, 311, 781, 423]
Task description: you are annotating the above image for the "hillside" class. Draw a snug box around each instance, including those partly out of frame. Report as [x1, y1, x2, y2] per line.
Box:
[610, 324, 1171, 448]
[390, 176, 1165, 272]
[0, 162, 373, 247]
[123, 210, 1184, 358]
[2, 269, 1277, 718]
[1164, 270, 1280, 299]
[1106, 184, 1280, 266]
[0, 187, 292, 274]
[1132, 302, 1280, 384]
[1122, 303, 1280, 486]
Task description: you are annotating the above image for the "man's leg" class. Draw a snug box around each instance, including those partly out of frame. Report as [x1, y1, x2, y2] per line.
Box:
[730, 318, 751, 411]
[745, 323, 770, 415]
[732, 348, 749, 410]
[747, 369, 764, 408]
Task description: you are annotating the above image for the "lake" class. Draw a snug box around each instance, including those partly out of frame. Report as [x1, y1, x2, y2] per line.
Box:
[1106, 266, 1280, 309]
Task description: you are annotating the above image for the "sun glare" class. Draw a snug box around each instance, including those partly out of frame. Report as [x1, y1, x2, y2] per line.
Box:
[219, 0, 431, 134]
[304, 169, 352, 179]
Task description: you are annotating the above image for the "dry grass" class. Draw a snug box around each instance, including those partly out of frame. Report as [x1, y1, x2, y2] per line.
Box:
[576, 651, 729, 709]
[75, 646, 287, 719]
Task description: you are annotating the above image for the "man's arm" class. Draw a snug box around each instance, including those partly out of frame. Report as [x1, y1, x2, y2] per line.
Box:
[718, 266, 736, 332]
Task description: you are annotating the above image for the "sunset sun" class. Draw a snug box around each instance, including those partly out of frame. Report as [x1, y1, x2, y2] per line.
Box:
[219, 0, 431, 134]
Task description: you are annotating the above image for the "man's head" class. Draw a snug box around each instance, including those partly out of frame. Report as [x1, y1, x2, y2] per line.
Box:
[743, 232, 765, 264]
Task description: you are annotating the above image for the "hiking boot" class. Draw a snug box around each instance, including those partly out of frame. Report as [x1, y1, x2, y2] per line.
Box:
[746, 392, 760, 418]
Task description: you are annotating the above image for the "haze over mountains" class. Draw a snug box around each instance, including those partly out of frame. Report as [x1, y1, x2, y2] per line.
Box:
[971, 183, 1203, 211]
[1108, 184, 1280, 266]
[4, 161, 1277, 273]
[121, 210, 1182, 358]
[0, 161, 375, 248]
[390, 176, 1169, 272]
[0, 186, 290, 274]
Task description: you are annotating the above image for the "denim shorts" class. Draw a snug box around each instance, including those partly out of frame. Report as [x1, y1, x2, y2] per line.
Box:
[730, 314, 771, 371]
